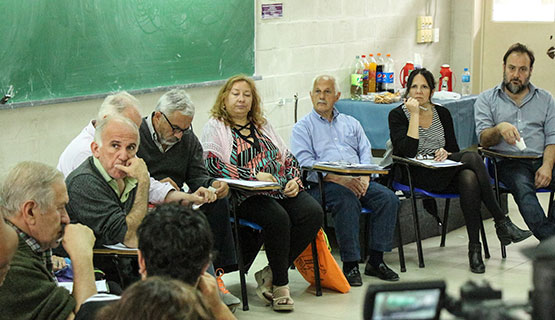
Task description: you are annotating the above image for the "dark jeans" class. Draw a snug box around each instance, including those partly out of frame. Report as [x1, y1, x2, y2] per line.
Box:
[498, 158, 555, 240]
[201, 198, 237, 269]
[237, 192, 323, 286]
[307, 181, 399, 262]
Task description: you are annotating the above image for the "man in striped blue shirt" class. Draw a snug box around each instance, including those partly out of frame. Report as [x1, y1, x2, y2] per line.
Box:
[291, 75, 400, 286]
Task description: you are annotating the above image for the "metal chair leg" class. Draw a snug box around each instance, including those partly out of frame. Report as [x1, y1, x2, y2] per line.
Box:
[478, 217, 491, 259]
[396, 214, 406, 272]
[311, 238, 322, 296]
[231, 197, 249, 311]
[440, 199, 450, 247]
[405, 192, 424, 268]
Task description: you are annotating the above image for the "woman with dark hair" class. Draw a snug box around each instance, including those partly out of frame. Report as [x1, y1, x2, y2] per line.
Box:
[388, 68, 532, 273]
[201, 75, 323, 312]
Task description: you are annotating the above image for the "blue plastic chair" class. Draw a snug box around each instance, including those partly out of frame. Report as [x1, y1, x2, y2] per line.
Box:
[391, 160, 490, 268]
[229, 206, 322, 311]
[482, 153, 554, 258]
[307, 168, 406, 273]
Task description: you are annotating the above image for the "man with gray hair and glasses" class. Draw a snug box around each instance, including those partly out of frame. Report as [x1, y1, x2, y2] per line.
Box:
[136, 89, 238, 306]
[57, 91, 208, 206]
[0, 161, 97, 319]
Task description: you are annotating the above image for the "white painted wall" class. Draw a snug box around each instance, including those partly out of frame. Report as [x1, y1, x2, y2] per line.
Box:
[0, 0, 457, 172]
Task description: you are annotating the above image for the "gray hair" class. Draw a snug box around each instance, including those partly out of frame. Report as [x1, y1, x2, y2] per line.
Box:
[311, 75, 340, 94]
[94, 115, 140, 148]
[97, 91, 140, 122]
[0, 161, 64, 218]
[155, 89, 195, 117]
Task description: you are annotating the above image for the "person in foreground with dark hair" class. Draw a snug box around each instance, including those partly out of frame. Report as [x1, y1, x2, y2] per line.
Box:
[95, 277, 214, 320]
[388, 68, 532, 274]
[75, 203, 236, 320]
[475, 42, 555, 241]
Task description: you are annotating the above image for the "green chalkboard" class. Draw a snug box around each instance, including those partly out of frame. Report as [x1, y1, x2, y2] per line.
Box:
[0, 0, 254, 104]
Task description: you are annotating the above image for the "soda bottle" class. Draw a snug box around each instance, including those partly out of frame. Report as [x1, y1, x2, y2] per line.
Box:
[368, 54, 377, 93]
[361, 55, 370, 95]
[439, 64, 454, 92]
[461, 68, 471, 96]
[350, 55, 364, 100]
[384, 54, 395, 93]
[376, 53, 385, 92]
[399, 61, 415, 88]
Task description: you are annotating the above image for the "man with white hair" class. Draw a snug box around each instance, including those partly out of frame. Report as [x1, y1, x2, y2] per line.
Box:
[136, 89, 238, 306]
[0, 161, 97, 319]
[57, 91, 207, 206]
[66, 116, 149, 248]
[291, 75, 400, 286]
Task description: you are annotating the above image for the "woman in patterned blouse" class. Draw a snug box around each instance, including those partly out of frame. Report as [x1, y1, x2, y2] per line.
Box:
[201, 75, 323, 312]
[388, 68, 531, 274]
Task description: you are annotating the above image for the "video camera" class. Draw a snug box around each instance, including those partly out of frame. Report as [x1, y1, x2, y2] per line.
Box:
[363, 280, 530, 320]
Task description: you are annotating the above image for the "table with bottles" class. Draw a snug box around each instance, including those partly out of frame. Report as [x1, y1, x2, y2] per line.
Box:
[334, 95, 478, 151]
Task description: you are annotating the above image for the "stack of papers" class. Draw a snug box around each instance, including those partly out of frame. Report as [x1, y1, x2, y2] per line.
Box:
[103, 243, 138, 251]
[216, 178, 281, 188]
[315, 161, 384, 170]
[59, 280, 108, 293]
[410, 158, 463, 167]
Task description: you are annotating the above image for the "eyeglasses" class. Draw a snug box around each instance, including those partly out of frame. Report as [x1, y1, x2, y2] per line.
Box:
[161, 112, 191, 134]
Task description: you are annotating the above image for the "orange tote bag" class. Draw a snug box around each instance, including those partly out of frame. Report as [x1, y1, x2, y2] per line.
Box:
[294, 229, 350, 293]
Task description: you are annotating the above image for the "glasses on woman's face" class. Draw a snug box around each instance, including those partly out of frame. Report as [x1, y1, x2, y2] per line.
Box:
[161, 112, 191, 134]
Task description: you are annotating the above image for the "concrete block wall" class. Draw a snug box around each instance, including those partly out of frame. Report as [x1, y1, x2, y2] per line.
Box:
[255, 0, 454, 144]
[0, 0, 465, 172]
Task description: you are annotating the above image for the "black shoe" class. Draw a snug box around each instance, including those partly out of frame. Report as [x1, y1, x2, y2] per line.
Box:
[468, 243, 485, 274]
[364, 263, 400, 281]
[495, 217, 533, 245]
[343, 266, 363, 287]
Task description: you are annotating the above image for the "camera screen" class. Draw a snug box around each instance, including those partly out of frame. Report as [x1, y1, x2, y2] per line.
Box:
[371, 288, 442, 320]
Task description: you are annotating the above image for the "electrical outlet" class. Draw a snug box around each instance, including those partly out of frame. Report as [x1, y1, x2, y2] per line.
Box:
[416, 30, 433, 43]
[417, 16, 433, 30]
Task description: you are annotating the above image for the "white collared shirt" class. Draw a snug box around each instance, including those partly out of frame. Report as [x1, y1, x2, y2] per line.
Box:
[56, 120, 174, 203]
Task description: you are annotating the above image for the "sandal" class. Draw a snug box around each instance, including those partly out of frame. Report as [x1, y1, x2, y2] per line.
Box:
[254, 266, 273, 305]
[272, 285, 294, 312]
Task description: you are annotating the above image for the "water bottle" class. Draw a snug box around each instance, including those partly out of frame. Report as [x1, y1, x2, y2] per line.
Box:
[368, 54, 377, 93]
[384, 54, 395, 93]
[461, 68, 471, 96]
[376, 53, 385, 92]
[361, 55, 370, 95]
[350, 56, 364, 100]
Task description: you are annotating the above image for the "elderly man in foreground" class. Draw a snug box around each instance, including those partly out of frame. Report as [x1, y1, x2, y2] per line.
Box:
[66, 115, 148, 248]
[0, 161, 97, 320]
[57, 91, 206, 206]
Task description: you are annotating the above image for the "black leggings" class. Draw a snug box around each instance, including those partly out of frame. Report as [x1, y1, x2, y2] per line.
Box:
[449, 151, 505, 244]
[237, 192, 323, 286]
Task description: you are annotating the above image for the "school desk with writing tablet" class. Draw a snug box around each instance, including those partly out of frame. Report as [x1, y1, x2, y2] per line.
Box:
[0, 0, 254, 108]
